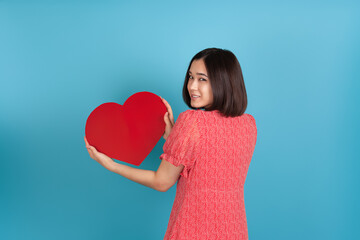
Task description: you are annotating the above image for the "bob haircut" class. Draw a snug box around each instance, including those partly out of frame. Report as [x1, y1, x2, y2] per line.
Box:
[182, 47, 248, 118]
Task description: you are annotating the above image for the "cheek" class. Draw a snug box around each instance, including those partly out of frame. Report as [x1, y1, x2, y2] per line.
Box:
[208, 89, 214, 102]
[206, 86, 213, 97]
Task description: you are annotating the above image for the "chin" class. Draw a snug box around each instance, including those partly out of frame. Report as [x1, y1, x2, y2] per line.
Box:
[192, 103, 202, 107]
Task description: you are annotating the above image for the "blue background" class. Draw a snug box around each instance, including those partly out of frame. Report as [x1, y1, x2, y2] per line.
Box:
[1, 1, 359, 239]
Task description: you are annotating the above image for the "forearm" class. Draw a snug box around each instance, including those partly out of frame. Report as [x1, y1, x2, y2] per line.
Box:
[109, 162, 160, 191]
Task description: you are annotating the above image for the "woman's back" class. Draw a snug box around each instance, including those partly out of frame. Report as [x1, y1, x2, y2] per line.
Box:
[160, 109, 257, 240]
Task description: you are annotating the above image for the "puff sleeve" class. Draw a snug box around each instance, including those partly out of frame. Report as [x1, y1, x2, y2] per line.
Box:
[159, 110, 200, 178]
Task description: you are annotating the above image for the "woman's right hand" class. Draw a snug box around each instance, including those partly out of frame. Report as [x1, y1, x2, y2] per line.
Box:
[160, 96, 175, 140]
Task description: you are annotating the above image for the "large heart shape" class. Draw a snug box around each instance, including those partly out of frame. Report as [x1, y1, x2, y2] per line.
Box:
[85, 91, 167, 166]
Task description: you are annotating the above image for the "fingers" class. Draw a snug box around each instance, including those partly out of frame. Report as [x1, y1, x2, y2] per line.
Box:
[84, 136, 96, 153]
[84, 136, 97, 161]
[86, 144, 98, 160]
[87, 147, 93, 156]
[88, 145, 97, 152]
[84, 136, 91, 149]
[86, 146, 94, 158]
[160, 97, 174, 125]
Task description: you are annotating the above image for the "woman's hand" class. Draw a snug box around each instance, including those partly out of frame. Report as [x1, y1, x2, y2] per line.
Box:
[160, 96, 175, 140]
[84, 136, 115, 171]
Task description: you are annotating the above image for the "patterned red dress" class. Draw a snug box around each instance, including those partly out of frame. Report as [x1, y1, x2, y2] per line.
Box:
[159, 109, 257, 240]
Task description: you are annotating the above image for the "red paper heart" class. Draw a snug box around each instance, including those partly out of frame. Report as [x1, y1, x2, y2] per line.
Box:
[85, 91, 167, 166]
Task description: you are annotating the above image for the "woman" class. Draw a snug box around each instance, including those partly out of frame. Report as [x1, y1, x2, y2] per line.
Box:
[85, 47, 257, 239]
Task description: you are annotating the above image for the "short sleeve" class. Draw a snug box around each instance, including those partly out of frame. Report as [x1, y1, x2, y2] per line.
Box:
[247, 114, 257, 145]
[247, 114, 257, 164]
[159, 110, 200, 178]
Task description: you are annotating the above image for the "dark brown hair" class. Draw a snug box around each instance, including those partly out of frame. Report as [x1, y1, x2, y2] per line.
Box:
[182, 48, 248, 118]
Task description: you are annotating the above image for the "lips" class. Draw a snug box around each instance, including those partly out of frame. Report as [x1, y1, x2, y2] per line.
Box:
[191, 95, 200, 100]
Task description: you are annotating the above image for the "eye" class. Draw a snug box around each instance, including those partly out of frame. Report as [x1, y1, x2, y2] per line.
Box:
[188, 75, 206, 81]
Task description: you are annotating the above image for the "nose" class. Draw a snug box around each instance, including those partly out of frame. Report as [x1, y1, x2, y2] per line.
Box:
[189, 79, 198, 90]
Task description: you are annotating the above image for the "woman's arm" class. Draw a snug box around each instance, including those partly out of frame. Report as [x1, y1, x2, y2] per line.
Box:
[108, 162, 161, 191]
[85, 136, 162, 192]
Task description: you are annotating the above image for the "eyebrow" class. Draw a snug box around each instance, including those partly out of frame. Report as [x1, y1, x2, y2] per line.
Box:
[188, 70, 208, 78]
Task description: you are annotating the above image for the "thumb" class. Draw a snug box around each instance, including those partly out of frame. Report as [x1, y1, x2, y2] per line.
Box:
[164, 112, 169, 121]
[89, 145, 97, 152]
[164, 112, 172, 127]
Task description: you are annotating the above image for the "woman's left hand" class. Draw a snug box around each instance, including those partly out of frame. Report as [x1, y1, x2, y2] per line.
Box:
[84, 136, 115, 171]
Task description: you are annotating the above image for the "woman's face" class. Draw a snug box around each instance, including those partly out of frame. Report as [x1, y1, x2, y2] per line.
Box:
[187, 58, 214, 109]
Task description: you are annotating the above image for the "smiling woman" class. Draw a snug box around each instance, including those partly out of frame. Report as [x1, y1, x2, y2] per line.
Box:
[85, 47, 257, 240]
[157, 48, 257, 240]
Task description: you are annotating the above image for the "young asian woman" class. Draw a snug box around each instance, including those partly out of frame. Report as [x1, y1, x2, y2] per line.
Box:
[85, 47, 257, 240]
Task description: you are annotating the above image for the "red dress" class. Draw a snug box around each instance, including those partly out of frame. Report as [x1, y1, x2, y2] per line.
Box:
[159, 109, 257, 240]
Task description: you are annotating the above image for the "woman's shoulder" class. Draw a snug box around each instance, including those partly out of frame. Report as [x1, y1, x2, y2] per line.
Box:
[180, 110, 255, 123]
[243, 113, 256, 125]
[245, 113, 255, 121]
[244, 114, 257, 137]
[177, 109, 203, 124]
[180, 109, 203, 117]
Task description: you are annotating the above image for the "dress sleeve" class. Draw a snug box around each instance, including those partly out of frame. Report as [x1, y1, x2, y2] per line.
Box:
[159, 110, 200, 178]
